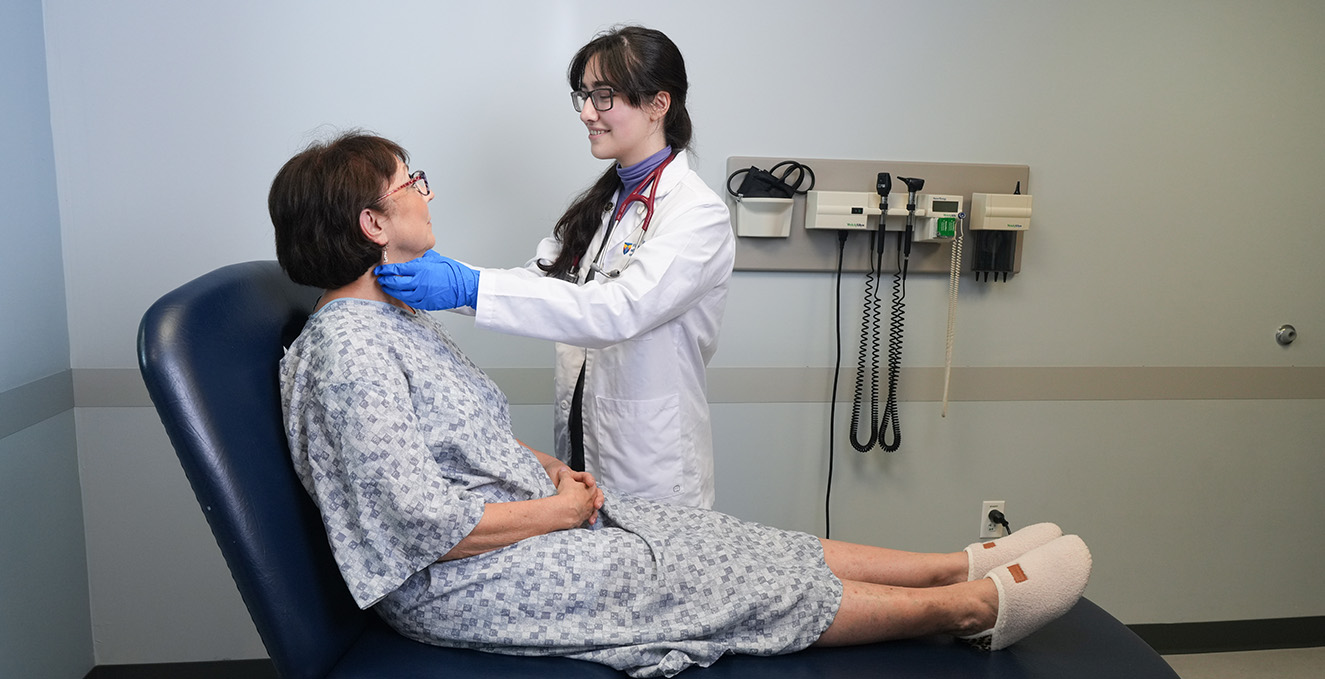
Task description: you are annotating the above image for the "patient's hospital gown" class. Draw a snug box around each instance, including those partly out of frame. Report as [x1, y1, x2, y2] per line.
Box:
[280, 299, 842, 677]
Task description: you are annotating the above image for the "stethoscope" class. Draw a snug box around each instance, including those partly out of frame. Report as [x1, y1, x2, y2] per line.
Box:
[585, 151, 678, 280]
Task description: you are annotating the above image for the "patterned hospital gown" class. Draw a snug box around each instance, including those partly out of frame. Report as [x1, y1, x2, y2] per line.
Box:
[280, 299, 842, 677]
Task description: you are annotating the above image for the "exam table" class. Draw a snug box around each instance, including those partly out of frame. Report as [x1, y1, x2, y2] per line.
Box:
[137, 261, 1179, 678]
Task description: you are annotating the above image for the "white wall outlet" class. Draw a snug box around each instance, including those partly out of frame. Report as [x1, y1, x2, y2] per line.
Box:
[979, 500, 1006, 539]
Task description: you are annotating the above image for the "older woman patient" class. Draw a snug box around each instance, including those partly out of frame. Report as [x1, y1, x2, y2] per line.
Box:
[269, 131, 1091, 678]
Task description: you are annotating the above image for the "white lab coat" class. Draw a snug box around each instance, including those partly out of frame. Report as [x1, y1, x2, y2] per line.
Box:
[474, 151, 734, 508]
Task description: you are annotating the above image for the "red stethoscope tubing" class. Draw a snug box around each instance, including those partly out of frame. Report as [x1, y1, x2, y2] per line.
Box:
[578, 151, 678, 279]
[611, 151, 678, 236]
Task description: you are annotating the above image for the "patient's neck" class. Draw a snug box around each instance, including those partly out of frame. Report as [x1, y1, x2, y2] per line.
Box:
[315, 269, 414, 314]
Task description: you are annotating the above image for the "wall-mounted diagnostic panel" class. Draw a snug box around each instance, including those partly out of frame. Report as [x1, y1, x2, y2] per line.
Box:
[724, 159, 1035, 521]
[726, 156, 1029, 274]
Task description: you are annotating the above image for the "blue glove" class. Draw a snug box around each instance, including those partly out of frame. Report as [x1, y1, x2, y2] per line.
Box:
[375, 250, 480, 311]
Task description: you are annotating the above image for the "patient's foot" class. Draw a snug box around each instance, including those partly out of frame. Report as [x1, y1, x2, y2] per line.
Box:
[965, 522, 1062, 581]
[959, 535, 1092, 650]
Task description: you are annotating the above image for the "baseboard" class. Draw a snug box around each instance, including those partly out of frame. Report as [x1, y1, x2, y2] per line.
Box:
[83, 659, 277, 679]
[1130, 616, 1325, 655]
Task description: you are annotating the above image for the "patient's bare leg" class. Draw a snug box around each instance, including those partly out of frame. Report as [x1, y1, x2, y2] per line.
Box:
[812, 578, 998, 646]
[819, 538, 967, 588]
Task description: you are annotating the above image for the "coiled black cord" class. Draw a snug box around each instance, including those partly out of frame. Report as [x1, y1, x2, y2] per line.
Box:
[880, 238, 907, 452]
[849, 232, 907, 453]
[849, 233, 884, 452]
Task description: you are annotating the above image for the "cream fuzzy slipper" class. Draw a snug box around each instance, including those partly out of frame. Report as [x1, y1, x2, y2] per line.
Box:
[965, 522, 1062, 581]
[959, 534, 1091, 651]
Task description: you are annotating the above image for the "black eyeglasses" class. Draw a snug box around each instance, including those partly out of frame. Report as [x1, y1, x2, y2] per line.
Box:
[377, 170, 430, 202]
[571, 87, 617, 112]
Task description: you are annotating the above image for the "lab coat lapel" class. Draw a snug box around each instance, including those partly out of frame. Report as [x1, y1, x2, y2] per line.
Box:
[587, 150, 691, 279]
[653, 150, 689, 205]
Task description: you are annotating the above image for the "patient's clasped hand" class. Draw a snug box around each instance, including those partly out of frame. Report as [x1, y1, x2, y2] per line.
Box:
[268, 131, 1092, 677]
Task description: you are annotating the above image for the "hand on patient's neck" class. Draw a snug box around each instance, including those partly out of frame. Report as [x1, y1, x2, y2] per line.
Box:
[315, 268, 414, 314]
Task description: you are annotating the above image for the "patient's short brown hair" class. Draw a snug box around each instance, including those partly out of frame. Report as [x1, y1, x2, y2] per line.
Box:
[269, 132, 407, 289]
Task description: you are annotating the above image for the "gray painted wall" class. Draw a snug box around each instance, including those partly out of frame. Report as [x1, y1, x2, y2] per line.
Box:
[9, 0, 1323, 668]
[0, 0, 92, 677]
[2, 2, 72, 387]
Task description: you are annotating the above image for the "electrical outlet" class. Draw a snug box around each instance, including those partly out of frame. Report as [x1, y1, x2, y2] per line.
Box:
[979, 500, 1006, 539]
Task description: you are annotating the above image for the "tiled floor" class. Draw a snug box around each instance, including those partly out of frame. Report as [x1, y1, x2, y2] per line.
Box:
[1163, 647, 1325, 679]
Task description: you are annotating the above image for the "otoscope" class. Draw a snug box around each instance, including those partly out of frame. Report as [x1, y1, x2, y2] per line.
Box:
[875, 172, 892, 254]
[897, 176, 925, 258]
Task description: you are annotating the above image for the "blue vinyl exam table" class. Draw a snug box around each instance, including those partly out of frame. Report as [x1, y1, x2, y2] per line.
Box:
[137, 261, 1179, 679]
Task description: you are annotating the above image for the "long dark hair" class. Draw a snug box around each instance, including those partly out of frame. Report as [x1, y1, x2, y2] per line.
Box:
[539, 25, 693, 280]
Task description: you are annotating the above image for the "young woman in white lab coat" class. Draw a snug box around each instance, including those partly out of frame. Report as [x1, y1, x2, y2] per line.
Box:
[376, 26, 735, 509]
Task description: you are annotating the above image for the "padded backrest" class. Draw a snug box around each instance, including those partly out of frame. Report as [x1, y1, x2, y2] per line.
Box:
[137, 261, 363, 679]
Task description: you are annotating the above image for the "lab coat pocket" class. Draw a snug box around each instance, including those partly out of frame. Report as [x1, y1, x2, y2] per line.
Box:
[592, 392, 685, 501]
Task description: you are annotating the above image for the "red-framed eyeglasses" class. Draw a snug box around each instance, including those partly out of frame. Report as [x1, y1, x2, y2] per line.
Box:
[377, 170, 430, 202]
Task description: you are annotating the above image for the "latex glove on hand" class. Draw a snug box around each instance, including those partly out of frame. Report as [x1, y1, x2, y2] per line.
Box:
[375, 250, 480, 311]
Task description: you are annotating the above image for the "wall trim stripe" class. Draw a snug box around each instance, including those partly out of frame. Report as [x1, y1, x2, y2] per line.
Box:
[72, 368, 152, 407]
[0, 370, 74, 439]
[707, 366, 1325, 404]
[3, 367, 1321, 438]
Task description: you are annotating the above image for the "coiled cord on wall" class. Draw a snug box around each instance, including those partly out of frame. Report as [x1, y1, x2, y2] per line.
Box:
[832, 227, 914, 533]
[880, 241, 907, 452]
[849, 234, 884, 452]
[847, 231, 908, 454]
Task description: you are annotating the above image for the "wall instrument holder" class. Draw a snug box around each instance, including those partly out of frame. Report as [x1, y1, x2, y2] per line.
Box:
[725, 156, 1029, 275]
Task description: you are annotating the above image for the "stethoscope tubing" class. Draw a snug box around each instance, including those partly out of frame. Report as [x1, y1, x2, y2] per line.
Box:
[589, 151, 679, 279]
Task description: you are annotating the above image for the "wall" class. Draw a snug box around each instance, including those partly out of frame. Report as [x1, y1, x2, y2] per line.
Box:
[33, 0, 1325, 665]
[0, 0, 93, 677]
